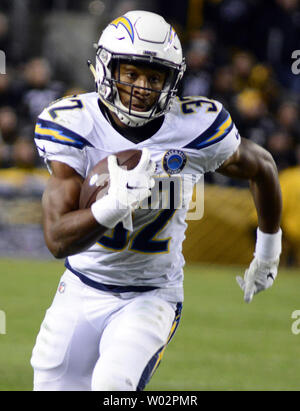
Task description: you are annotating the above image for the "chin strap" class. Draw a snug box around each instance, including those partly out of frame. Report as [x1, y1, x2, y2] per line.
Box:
[114, 93, 154, 127]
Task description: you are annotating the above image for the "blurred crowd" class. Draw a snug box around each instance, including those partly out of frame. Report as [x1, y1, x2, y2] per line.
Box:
[179, 0, 300, 185]
[0, 0, 300, 176]
[0, 57, 66, 168]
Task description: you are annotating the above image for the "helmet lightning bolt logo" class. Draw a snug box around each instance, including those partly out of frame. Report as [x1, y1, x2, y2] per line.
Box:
[168, 26, 177, 45]
[110, 16, 134, 43]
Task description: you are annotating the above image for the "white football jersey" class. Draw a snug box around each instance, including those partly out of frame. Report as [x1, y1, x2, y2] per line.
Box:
[34, 92, 241, 302]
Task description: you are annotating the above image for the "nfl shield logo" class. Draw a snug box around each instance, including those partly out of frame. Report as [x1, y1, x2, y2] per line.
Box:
[58, 281, 66, 294]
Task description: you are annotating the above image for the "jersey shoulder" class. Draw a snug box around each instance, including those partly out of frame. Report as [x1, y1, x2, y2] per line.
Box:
[34, 93, 99, 177]
[168, 96, 241, 173]
[171, 95, 222, 114]
[170, 95, 225, 133]
[35, 92, 97, 150]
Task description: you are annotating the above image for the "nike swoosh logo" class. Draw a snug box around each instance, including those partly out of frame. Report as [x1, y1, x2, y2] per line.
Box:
[267, 273, 274, 281]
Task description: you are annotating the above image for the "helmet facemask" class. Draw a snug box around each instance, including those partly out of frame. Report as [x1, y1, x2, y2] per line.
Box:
[95, 46, 185, 127]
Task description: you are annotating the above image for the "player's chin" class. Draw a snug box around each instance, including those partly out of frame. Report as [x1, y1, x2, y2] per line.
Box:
[126, 100, 152, 112]
[131, 104, 149, 112]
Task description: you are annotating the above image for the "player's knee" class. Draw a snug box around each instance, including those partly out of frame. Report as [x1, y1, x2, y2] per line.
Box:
[91, 363, 135, 391]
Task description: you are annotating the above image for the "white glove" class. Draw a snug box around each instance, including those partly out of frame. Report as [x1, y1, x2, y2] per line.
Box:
[107, 148, 155, 209]
[236, 257, 279, 303]
[91, 148, 155, 231]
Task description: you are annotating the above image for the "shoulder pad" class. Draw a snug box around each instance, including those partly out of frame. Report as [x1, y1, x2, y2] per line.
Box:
[35, 94, 95, 154]
[38, 94, 94, 137]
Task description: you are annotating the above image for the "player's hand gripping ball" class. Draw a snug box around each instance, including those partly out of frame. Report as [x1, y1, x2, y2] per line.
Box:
[79, 149, 142, 209]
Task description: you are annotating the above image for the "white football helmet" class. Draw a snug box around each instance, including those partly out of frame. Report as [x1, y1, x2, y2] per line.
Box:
[94, 10, 186, 127]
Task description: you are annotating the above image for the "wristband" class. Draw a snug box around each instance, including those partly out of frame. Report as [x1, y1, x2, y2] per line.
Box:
[91, 194, 130, 229]
[254, 228, 282, 262]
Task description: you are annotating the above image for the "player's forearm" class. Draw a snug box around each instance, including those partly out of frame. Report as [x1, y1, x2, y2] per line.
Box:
[43, 209, 108, 258]
[249, 152, 282, 234]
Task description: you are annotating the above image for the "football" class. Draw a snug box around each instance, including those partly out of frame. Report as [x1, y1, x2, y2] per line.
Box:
[79, 149, 142, 209]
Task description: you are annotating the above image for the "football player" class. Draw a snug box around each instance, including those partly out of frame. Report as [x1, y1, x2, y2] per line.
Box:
[31, 11, 282, 391]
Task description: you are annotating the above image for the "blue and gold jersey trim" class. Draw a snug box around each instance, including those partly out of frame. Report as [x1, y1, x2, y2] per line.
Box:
[184, 107, 234, 150]
[137, 302, 183, 391]
[65, 258, 158, 293]
[34, 119, 94, 149]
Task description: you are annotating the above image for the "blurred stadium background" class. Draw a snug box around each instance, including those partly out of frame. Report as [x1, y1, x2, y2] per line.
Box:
[0, 0, 300, 391]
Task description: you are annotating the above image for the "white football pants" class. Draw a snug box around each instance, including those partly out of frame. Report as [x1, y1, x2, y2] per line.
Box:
[30, 270, 180, 391]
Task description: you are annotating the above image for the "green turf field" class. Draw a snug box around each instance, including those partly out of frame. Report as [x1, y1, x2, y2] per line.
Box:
[0, 258, 299, 391]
